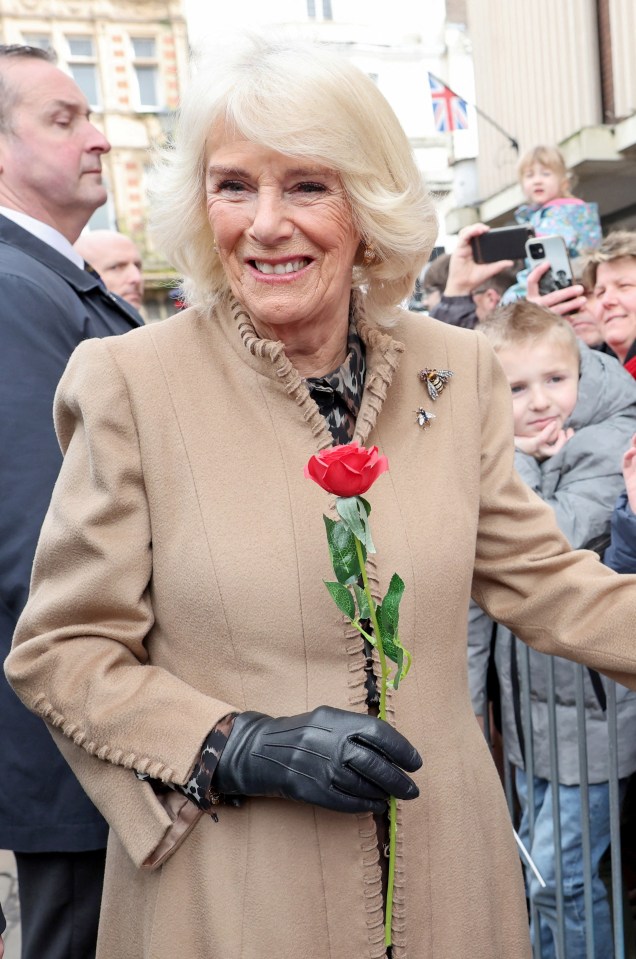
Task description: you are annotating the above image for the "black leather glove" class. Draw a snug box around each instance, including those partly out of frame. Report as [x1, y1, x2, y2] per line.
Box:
[213, 705, 422, 814]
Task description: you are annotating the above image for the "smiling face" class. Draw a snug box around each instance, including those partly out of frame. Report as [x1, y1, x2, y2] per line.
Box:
[0, 57, 110, 240]
[521, 163, 565, 206]
[593, 257, 636, 362]
[205, 128, 361, 351]
[497, 336, 580, 438]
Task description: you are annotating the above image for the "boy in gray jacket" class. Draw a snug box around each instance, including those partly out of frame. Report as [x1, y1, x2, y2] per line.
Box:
[469, 301, 636, 959]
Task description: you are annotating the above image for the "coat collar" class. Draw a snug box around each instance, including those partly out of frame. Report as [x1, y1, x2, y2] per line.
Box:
[213, 292, 405, 450]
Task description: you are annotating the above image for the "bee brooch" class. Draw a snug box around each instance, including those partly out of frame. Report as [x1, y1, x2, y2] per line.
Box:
[415, 408, 436, 429]
[418, 367, 453, 401]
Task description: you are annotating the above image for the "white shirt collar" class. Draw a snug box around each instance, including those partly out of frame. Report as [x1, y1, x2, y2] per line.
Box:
[0, 206, 85, 270]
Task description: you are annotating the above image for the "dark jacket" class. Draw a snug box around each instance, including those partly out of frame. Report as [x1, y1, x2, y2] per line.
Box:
[0, 215, 141, 851]
[429, 293, 478, 329]
[605, 493, 636, 573]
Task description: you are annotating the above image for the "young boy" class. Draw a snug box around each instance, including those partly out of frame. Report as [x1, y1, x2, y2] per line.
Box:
[468, 301, 636, 959]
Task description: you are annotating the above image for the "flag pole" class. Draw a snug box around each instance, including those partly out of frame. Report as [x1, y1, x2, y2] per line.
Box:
[428, 71, 519, 153]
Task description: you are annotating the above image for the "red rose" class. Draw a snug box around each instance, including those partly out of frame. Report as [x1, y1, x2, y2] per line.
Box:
[304, 442, 389, 497]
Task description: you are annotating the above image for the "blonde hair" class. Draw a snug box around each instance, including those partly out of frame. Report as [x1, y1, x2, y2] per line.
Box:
[581, 230, 636, 290]
[148, 31, 437, 326]
[480, 300, 579, 359]
[517, 145, 573, 197]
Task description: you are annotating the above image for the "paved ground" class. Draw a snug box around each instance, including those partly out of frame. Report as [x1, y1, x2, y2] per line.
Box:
[0, 849, 20, 959]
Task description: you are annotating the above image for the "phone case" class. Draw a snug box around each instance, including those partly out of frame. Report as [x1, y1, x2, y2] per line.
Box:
[471, 226, 535, 263]
[525, 235, 573, 295]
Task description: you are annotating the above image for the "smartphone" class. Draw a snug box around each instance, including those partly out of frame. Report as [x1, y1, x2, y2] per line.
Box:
[525, 235, 574, 295]
[470, 225, 535, 263]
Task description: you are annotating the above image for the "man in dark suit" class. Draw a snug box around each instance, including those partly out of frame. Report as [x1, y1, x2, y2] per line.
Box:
[0, 44, 141, 959]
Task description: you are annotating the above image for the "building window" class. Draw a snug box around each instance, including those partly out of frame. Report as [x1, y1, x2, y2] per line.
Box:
[66, 35, 100, 108]
[130, 37, 161, 110]
[22, 33, 54, 54]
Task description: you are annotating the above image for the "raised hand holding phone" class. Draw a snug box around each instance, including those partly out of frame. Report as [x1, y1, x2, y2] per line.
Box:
[445, 223, 514, 297]
[525, 236, 573, 294]
[470, 225, 535, 263]
[526, 261, 587, 316]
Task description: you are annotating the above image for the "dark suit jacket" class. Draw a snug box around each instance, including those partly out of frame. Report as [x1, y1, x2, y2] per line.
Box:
[0, 214, 141, 852]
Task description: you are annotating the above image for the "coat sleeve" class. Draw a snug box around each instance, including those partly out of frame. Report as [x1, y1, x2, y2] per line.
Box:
[470, 334, 636, 690]
[5, 337, 238, 867]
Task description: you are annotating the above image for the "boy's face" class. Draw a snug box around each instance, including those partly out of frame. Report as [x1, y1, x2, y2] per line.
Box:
[521, 163, 564, 206]
[497, 338, 579, 438]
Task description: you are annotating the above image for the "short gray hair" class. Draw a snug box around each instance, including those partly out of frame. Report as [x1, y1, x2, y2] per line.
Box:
[149, 31, 437, 326]
[0, 45, 56, 135]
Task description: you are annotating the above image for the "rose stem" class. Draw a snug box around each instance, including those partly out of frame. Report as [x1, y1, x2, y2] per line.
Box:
[385, 796, 398, 947]
[353, 537, 388, 721]
[353, 534, 394, 947]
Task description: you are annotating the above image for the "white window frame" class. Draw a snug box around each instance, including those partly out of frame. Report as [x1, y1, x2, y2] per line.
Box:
[64, 34, 101, 110]
[129, 36, 163, 112]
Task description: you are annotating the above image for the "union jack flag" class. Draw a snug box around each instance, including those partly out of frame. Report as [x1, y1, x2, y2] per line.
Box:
[428, 73, 468, 133]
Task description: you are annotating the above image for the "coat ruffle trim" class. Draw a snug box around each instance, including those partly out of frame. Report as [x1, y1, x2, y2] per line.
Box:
[32, 693, 178, 781]
[231, 294, 408, 955]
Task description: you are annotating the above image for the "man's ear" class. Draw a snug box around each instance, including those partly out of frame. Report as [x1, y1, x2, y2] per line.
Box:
[486, 288, 501, 311]
[0, 130, 10, 173]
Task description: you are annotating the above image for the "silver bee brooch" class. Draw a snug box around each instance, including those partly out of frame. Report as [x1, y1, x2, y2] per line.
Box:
[418, 367, 453, 401]
[415, 408, 436, 429]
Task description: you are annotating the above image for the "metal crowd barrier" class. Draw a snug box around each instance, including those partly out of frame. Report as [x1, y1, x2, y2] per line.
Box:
[483, 652, 636, 959]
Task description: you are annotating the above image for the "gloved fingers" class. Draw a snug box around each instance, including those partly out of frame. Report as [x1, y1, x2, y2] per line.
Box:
[326, 785, 388, 816]
[345, 747, 420, 801]
[332, 766, 389, 802]
[353, 726, 422, 774]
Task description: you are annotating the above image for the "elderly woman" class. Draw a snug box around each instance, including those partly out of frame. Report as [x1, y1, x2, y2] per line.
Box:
[6, 33, 636, 959]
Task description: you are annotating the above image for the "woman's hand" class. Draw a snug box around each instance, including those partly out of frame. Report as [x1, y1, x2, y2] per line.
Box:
[444, 223, 514, 297]
[213, 705, 422, 814]
[526, 262, 587, 315]
[515, 423, 574, 459]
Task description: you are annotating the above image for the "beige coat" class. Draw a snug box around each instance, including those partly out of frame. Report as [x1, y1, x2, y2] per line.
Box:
[7, 299, 636, 959]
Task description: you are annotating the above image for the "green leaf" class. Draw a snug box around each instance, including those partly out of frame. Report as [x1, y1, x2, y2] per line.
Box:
[380, 573, 405, 637]
[324, 581, 355, 619]
[379, 630, 401, 665]
[353, 583, 371, 620]
[323, 516, 363, 585]
[358, 496, 371, 517]
[336, 496, 365, 540]
[336, 496, 376, 554]
[391, 647, 405, 690]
